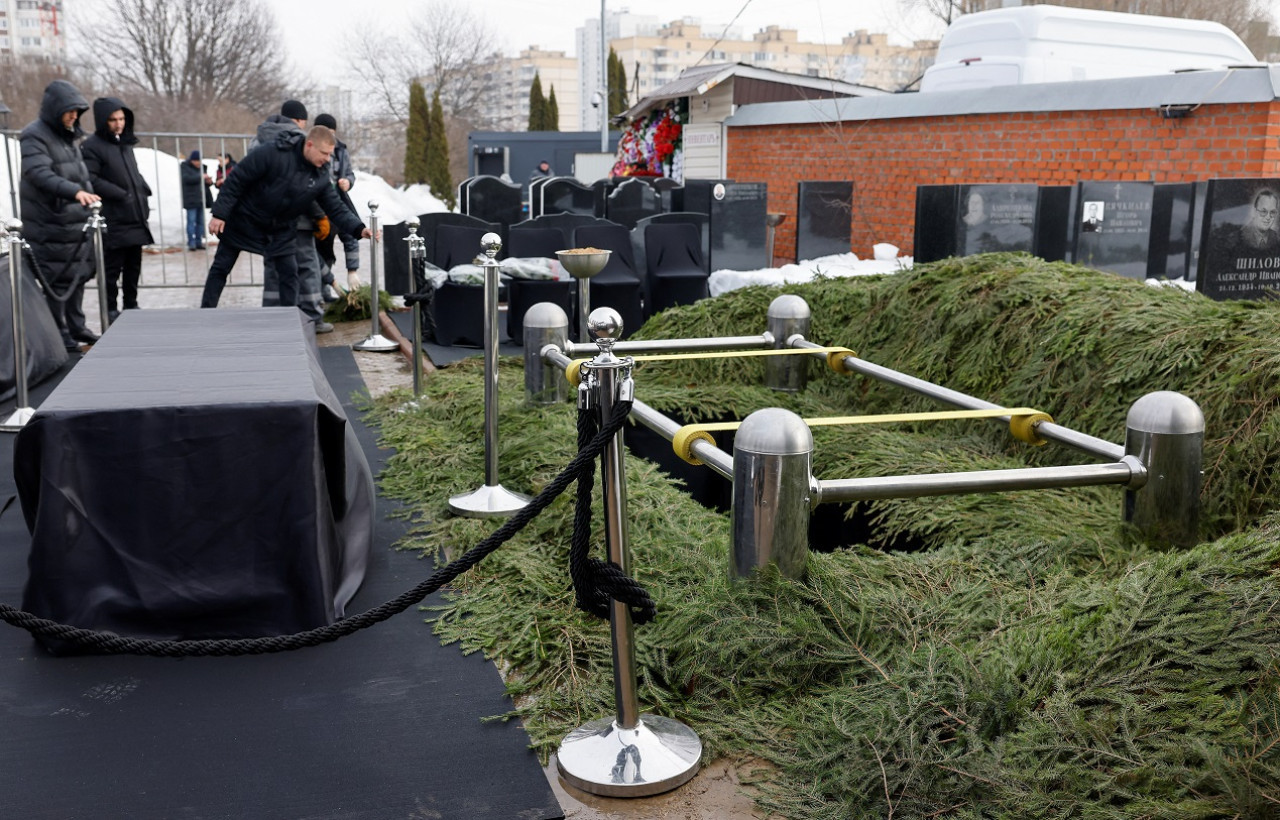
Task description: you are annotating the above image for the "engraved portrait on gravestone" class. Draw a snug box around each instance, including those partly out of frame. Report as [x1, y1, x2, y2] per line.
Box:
[961, 191, 986, 227]
[1198, 180, 1280, 300]
[1082, 201, 1104, 233]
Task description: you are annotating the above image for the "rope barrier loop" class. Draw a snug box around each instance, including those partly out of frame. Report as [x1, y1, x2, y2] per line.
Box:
[0, 398, 636, 657]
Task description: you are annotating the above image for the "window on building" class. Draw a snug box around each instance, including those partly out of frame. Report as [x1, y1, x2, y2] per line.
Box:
[20, 17, 39, 28]
[20, 36, 40, 46]
[17, 0, 38, 8]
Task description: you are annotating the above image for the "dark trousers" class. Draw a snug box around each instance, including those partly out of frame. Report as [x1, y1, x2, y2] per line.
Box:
[105, 245, 143, 310]
[201, 240, 300, 308]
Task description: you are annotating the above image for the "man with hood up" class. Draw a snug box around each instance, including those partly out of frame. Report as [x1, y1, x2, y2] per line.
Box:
[247, 100, 331, 331]
[199, 124, 371, 311]
[19, 79, 102, 350]
[81, 96, 153, 321]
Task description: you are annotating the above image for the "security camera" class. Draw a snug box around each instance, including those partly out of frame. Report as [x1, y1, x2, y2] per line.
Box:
[590, 91, 603, 109]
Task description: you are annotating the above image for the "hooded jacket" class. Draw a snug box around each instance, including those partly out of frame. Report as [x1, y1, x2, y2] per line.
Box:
[80, 97, 153, 249]
[18, 80, 94, 254]
[211, 129, 365, 257]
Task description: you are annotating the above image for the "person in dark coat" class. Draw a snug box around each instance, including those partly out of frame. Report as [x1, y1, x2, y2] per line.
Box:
[180, 150, 213, 250]
[312, 112, 362, 301]
[19, 79, 102, 350]
[81, 96, 154, 319]
[200, 125, 371, 309]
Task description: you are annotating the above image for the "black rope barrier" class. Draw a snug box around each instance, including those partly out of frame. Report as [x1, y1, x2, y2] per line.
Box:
[21, 237, 95, 305]
[569, 401, 657, 625]
[0, 398, 636, 656]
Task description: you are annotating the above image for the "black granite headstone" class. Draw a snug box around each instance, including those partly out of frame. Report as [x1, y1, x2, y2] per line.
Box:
[1033, 186, 1076, 263]
[955, 183, 1038, 256]
[681, 179, 768, 272]
[605, 178, 664, 228]
[1073, 181, 1155, 280]
[537, 177, 596, 216]
[1196, 178, 1280, 300]
[1148, 183, 1196, 280]
[796, 181, 852, 262]
[912, 185, 958, 264]
[462, 175, 522, 227]
[1187, 180, 1210, 283]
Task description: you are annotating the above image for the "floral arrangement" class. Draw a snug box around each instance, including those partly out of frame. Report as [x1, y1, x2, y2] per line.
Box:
[610, 103, 683, 181]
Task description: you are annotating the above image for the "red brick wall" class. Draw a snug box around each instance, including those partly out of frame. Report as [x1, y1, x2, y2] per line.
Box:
[726, 102, 1280, 264]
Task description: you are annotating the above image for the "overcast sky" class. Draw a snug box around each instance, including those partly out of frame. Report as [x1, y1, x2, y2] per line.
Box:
[266, 0, 941, 79]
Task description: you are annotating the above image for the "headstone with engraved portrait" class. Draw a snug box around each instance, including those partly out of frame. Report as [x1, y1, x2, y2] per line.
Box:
[1196, 178, 1280, 300]
[796, 181, 853, 262]
[1073, 181, 1155, 280]
[912, 185, 958, 264]
[1034, 185, 1075, 263]
[681, 179, 768, 271]
[1148, 182, 1196, 281]
[955, 183, 1038, 257]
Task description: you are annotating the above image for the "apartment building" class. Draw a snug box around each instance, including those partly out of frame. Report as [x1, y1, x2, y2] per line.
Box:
[479, 46, 582, 133]
[0, 0, 67, 65]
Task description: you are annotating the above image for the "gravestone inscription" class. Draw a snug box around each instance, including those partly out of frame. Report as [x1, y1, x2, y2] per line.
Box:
[1197, 178, 1280, 300]
[1073, 181, 1155, 280]
[955, 183, 1038, 256]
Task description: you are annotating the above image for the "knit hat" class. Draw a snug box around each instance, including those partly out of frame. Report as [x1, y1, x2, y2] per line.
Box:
[280, 99, 308, 121]
[188, 150, 201, 161]
[314, 113, 337, 130]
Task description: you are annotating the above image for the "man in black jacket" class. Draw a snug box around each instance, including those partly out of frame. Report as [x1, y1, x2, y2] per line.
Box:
[82, 96, 153, 321]
[200, 125, 370, 309]
[19, 79, 102, 350]
[180, 151, 213, 250]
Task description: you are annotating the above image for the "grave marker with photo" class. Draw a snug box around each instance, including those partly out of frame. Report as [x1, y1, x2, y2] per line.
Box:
[1196, 178, 1280, 300]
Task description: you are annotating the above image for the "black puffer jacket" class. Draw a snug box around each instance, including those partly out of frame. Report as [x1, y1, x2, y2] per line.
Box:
[211, 129, 364, 257]
[179, 158, 213, 210]
[19, 80, 94, 257]
[81, 97, 153, 249]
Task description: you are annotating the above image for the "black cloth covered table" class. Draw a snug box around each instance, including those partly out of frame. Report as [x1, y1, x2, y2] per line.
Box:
[13, 308, 374, 647]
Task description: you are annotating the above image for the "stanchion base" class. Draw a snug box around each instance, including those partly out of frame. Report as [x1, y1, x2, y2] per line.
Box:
[0, 406, 35, 432]
[556, 714, 702, 798]
[448, 483, 531, 518]
[353, 334, 400, 352]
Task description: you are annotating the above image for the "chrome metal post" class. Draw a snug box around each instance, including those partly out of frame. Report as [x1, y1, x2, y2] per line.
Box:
[353, 201, 398, 352]
[86, 201, 110, 331]
[523, 301, 569, 405]
[764, 212, 786, 266]
[1124, 391, 1203, 547]
[449, 233, 531, 518]
[731, 408, 813, 581]
[557, 249, 610, 343]
[557, 307, 702, 798]
[2, 220, 34, 431]
[765, 294, 810, 392]
[406, 218, 426, 396]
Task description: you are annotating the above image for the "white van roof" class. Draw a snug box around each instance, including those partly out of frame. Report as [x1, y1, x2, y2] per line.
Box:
[921, 5, 1257, 93]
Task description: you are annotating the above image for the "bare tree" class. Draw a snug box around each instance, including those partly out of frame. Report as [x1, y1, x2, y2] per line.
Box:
[344, 1, 499, 127]
[76, 0, 288, 114]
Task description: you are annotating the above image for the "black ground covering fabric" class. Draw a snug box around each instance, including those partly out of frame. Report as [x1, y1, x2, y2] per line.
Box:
[0, 346, 563, 820]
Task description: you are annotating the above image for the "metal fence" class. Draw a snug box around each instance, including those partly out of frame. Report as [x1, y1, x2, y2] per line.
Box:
[2, 130, 263, 288]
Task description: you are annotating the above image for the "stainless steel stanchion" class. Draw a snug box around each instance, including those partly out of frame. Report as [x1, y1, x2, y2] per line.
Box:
[86, 201, 110, 331]
[523, 301, 569, 406]
[449, 233, 531, 518]
[1124, 391, 1203, 547]
[765, 212, 786, 267]
[731, 407, 813, 581]
[556, 248, 610, 343]
[557, 307, 702, 798]
[764, 294, 810, 392]
[2, 220, 35, 431]
[406, 217, 426, 397]
[353, 200, 398, 352]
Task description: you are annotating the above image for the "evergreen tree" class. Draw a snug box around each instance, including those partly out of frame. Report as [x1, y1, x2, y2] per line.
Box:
[404, 80, 431, 185]
[608, 49, 628, 119]
[426, 88, 455, 211]
[546, 85, 559, 132]
[527, 72, 545, 131]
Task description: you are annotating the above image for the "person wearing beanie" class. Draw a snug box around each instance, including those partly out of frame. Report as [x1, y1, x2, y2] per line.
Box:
[310, 112, 363, 301]
[280, 99, 308, 124]
[200, 124, 373, 320]
[19, 79, 102, 350]
[179, 149, 213, 250]
[81, 96, 153, 319]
